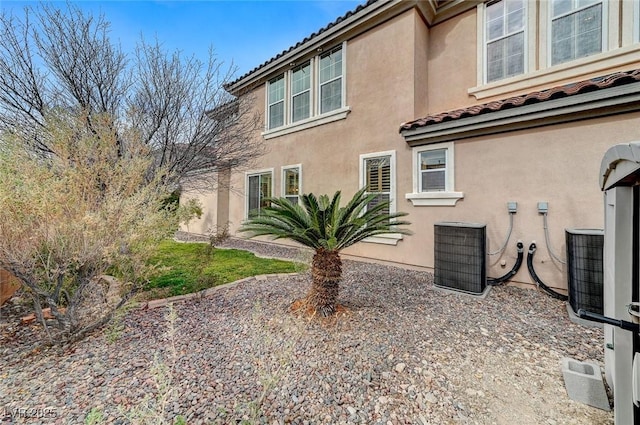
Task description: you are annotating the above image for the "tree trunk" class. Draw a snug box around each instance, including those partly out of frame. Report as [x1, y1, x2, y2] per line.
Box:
[307, 248, 342, 317]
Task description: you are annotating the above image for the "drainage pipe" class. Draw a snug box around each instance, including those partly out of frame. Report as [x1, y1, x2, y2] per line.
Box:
[578, 309, 640, 332]
[527, 242, 568, 301]
[488, 241, 524, 286]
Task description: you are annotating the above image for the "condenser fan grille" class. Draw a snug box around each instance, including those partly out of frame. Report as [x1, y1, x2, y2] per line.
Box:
[566, 229, 604, 315]
[434, 222, 487, 295]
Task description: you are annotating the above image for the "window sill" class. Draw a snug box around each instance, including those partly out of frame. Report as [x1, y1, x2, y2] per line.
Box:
[362, 234, 404, 246]
[469, 44, 640, 100]
[405, 192, 464, 206]
[262, 107, 351, 140]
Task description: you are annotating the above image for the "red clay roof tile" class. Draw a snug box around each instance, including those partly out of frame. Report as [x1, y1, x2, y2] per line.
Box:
[226, 0, 378, 90]
[400, 68, 640, 132]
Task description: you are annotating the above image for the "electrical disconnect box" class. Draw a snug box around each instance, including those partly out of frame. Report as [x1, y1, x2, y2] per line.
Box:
[537, 201, 549, 214]
[507, 201, 517, 213]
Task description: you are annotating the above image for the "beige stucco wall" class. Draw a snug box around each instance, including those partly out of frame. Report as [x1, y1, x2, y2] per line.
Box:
[426, 8, 477, 114]
[180, 186, 219, 236]
[224, 111, 640, 291]
[426, 3, 640, 108]
[345, 113, 640, 290]
[180, 168, 231, 235]
[188, 4, 640, 293]
[225, 9, 425, 232]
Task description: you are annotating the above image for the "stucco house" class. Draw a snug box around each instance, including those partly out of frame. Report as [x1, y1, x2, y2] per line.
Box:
[182, 0, 640, 294]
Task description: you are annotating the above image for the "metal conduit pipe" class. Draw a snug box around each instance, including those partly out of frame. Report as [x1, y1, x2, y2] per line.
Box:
[487, 241, 524, 286]
[526, 242, 568, 301]
[489, 212, 515, 256]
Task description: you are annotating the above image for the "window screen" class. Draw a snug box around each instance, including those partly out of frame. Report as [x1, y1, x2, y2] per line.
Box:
[283, 167, 300, 205]
[420, 149, 447, 192]
[291, 63, 311, 123]
[319, 46, 343, 114]
[485, 0, 526, 83]
[551, 0, 602, 65]
[247, 172, 272, 217]
[268, 75, 285, 129]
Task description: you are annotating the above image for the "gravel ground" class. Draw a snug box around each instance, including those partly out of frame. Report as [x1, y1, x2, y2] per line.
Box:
[0, 238, 614, 424]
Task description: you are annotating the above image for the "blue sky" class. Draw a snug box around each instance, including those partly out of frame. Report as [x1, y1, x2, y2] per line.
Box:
[1, 0, 364, 77]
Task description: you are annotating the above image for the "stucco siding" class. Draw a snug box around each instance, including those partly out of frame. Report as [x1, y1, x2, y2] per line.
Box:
[426, 8, 477, 114]
[225, 9, 421, 232]
[181, 183, 219, 236]
[183, 1, 640, 294]
[343, 113, 640, 290]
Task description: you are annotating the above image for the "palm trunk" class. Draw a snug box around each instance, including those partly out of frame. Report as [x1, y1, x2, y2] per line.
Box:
[307, 248, 342, 317]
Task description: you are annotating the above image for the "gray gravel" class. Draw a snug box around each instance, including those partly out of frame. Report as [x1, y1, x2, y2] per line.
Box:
[0, 238, 613, 424]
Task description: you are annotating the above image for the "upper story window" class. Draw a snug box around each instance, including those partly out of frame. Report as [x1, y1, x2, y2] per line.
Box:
[291, 63, 311, 123]
[267, 76, 285, 129]
[473, 0, 638, 99]
[264, 43, 346, 134]
[550, 0, 604, 65]
[319, 46, 343, 114]
[485, 0, 526, 83]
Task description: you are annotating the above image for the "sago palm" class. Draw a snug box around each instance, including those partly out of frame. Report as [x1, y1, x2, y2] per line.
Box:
[239, 187, 411, 317]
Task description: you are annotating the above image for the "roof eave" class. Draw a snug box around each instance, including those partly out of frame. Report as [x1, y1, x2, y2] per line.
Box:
[224, 0, 479, 96]
[226, 0, 418, 95]
[400, 82, 640, 146]
[427, 0, 481, 25]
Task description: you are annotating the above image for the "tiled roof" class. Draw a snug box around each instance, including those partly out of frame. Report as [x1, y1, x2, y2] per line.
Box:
[400, 68, 640, 132]
[226, 0, 378, 89]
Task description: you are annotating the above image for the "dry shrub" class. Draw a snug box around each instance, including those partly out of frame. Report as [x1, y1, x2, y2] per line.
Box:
[0, 110, 185, 344]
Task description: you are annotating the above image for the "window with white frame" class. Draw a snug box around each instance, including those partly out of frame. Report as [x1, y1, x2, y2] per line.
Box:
[247, 171, 273, 218]
[473, 1, 640, 99]
[405, 142, 463, 207]
[291, 63, 311, 123]
[419, 149, 447, 192]
[550, 0, 603, 65]
[282, 165, 301, 205]
[319, 46, 343, 114]
[264, 43, 345, 132]
[267, 76, 285, 130]
[359, 151, 404, 244]
[360, 151, 396, 219]
[365, 157, 391, 216]
[485, 0, 526, 83]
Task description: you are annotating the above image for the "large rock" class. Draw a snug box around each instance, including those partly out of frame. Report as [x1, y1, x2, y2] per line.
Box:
[74, 275, 124, 325]
[0, 269, 20, 306]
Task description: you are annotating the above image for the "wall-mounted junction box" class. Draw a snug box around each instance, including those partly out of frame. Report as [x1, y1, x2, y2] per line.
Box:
[507, 201, 517, 213]
[537, 201, 549, 214]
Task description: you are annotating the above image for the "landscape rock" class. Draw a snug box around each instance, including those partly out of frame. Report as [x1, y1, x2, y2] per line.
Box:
[0, 238, 614, 425]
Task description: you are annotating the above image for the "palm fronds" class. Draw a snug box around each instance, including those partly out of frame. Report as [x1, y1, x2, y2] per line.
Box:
[239, 187, 411, 251]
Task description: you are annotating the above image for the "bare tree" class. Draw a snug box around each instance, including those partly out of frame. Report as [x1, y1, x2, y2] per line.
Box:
[0, 2, 263, 188]
[0, 3, 263, 345]
[130, 39, 263, 190]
